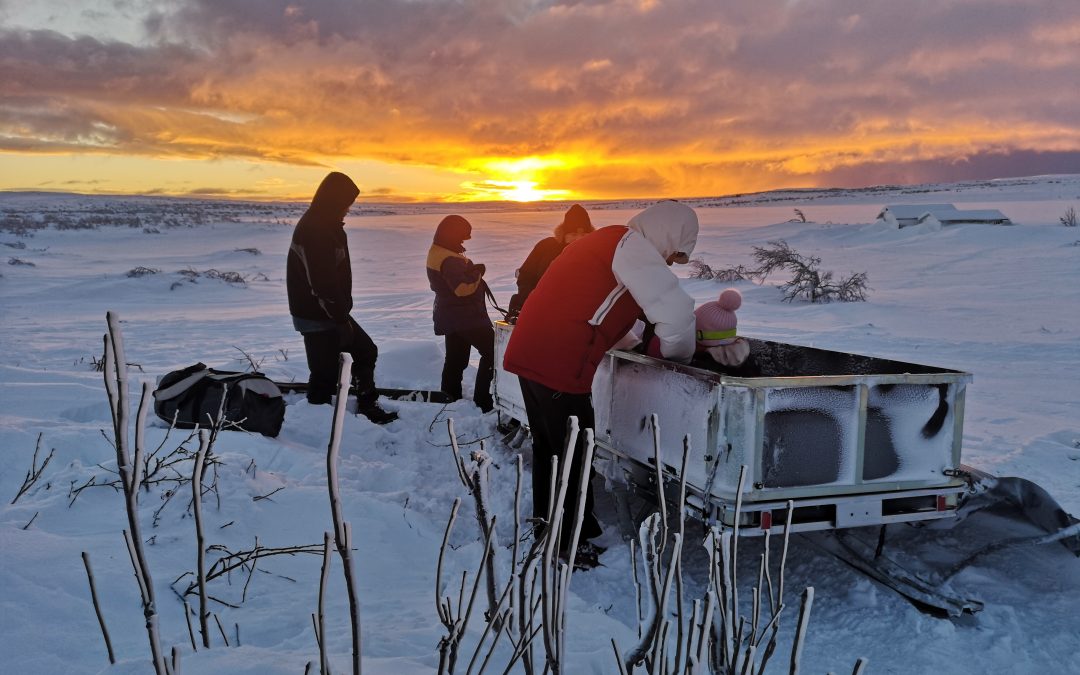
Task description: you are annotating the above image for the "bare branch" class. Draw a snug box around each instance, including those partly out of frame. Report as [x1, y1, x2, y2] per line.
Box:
[11, 433, 55, 504]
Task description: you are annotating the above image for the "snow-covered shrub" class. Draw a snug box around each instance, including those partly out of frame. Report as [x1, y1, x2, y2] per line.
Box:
[171, 268, 248, 286]
[126, 266, 161, 277]
[234, 247, 262, 255]
[0, 214, 45, 235]
[688, 258, 753, 282]
[615, 418, 867, 675]
[752, 240, 868, 303]
[204, 269, 247, 285]
[8, 257, 35, 267]
[1061, 206, 1078, 227]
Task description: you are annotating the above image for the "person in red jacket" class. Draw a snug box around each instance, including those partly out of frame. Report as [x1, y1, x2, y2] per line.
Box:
[506, 204, 595, 320]
[503, 200, 699, 561]
[426, 215, 495, 412]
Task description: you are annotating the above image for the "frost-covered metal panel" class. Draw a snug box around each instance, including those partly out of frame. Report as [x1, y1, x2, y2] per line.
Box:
[863, 382, 958, 483]
[760, 385, 860, 488]
[492, 322, 527, 423]
[709, 385, 756, 497]
[594, 353, 720, 490]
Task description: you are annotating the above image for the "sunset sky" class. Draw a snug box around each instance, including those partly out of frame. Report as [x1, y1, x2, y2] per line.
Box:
[1, 0, 1078, 202]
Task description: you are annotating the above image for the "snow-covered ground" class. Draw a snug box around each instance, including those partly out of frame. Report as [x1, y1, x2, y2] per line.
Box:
[2, 175, 1078, 674]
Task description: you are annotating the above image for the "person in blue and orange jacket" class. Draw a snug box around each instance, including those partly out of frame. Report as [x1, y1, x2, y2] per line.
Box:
[426, 215, 495, 413]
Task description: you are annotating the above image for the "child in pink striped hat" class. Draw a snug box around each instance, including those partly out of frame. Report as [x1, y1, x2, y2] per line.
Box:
[645, 288, 750, 366]
[693, 288, 750, 366]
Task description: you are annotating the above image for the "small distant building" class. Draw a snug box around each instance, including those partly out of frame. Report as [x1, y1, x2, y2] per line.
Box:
[876, 204, 957, 228]
[916, 209, 1012, 228]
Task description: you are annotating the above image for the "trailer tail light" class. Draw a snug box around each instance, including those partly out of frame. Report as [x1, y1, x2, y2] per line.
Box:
[936, 495, 947, 512]
[760, 511, 773, 531]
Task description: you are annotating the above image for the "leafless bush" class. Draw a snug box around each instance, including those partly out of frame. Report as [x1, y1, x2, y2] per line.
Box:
[171, 267, 248, 287]
[4, 241, 27, 249]
[688, 259, 753, 282]
[790, 208, 807, 223]
[1061, 206, 1078, 227]
[67, 424, 222, 518]
[205, 269, 247, 284]
[752, 240, 868, 303]
[8, 257, 35, 267]
[171, 540, 324, 605]
[234, 247, 261, 255]
[433, 417, 594, 674]
[445, 425, 502, 627]
[11, 433, 55, 504]
[0, 214, 45, 235]
[615, 416, 865, 675]
[326, 353, 364, 674]
[233, 346, 266, 372]
[101, 312, 170, 674]
[127, 266, 161, 278]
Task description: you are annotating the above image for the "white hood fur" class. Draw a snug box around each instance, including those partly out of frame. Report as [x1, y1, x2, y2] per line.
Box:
[625, 200, 699, 260]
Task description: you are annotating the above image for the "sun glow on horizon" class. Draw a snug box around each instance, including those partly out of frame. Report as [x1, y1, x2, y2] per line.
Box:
[456, 155, 581, 202]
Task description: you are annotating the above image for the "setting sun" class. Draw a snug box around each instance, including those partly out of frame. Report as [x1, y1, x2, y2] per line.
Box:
[453, 155, 583, 201]
[494, 180, 567, 202]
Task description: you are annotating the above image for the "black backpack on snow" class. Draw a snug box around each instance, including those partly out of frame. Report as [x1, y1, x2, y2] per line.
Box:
[152, 363, 286, 437]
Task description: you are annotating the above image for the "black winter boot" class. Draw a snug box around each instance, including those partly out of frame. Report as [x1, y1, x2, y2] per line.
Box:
[356, 402, 398, 425]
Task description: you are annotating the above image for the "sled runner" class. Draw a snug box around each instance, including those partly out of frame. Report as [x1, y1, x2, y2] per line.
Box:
[273, 380, 454, 404]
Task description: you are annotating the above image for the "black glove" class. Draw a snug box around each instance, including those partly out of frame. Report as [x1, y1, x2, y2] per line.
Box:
[472, 263, 486, 278]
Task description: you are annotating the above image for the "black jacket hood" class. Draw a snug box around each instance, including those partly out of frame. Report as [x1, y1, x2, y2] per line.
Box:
[306, 172, 360, 223]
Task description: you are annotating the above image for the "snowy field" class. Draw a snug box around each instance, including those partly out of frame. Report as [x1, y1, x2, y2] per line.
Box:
[1, 175, 1079, 674]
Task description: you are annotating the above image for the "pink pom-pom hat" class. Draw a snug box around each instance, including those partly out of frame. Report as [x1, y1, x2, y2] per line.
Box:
[694, 288, 742, 348]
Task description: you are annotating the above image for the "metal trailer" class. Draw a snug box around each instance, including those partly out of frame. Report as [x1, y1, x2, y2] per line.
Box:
[493, 321, 972, 537]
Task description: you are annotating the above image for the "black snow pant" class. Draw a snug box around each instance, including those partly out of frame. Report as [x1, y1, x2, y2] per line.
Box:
[518, 376, 603, 552]
[302, 316, 378, 407]
[441, 324, 495, 412]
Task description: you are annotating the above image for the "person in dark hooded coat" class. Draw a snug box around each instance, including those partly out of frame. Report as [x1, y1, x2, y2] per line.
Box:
[286, 171, 397, 424]
[507, 204, 594, 320]
[426, 215, 494, 412]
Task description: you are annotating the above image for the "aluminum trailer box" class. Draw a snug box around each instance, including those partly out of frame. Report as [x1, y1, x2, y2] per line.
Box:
[493, 321, 972, 535]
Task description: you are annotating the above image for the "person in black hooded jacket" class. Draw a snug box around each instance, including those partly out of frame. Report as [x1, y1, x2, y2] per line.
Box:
[506, 203, 594, 320]
[286, 171, 397, 424]
[426, 214, 494, 412]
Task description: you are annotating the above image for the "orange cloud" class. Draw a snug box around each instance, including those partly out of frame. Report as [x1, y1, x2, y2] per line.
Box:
[1, 0, 1078, 200]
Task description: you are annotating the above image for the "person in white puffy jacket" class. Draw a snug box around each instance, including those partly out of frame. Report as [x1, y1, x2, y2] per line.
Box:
[503, 200, 699, 563]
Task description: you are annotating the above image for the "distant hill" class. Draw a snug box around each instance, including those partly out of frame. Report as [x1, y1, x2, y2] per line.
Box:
[2, 174, 1077, 226]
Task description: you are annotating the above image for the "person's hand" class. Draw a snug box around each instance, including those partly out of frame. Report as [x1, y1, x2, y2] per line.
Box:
[705, 338, 750, 367]
[472, 263, 486, 277]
